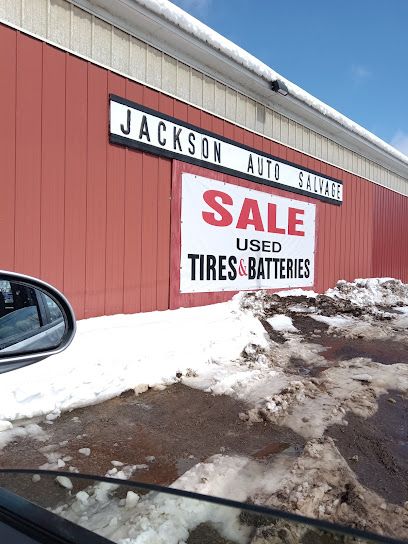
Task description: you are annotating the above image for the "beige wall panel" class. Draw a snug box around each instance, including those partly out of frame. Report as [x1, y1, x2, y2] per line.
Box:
[71, 5, 92, 57]
[308, 130, 316, 157]
[256, 103, 265, 133]
[246, 98, 256, 131]
[361, 157, 367, 179]
[333, 143, 339, 166]
[203, 75, 215, 111]
[264, 107, 273, 138]
[381, 167, 387, 185]
[190, 68, 203, 108]
[23, 0, 47, 36]
[225, 87, 237, 123]
[215, 81, 226, 118]
[295, 123, 303, 150]
[129, 36, 146, 81]
[235, 93, 245, 126]
[112, 27, 129, 73]
[315, 134, 322, 159]
[344, 149, 352, 171]
[321, 137, 328, 162]
[301, 126, 309, 155]
[162, 54, 177, 96]
[383, 170, 390, 188]
[351, 151, 357, 172]
[92, 16, 112, 66]
[327, 139, 334, 163]
[287, 119, 295, 148]
[280, 116, 289, 146]
[176, 61, 190, 102]
[272, 111, 280, 141]
[146, 45, 162, 89]
[373, 164, 379, 183]
[0, 0, 22, 25]
[369, 161, 375, 181]
[48, 0, 70, 48]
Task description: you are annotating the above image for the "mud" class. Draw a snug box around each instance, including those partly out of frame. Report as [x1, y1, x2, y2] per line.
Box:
[327, 392, 408, 505]
[0, 384, 303, 507]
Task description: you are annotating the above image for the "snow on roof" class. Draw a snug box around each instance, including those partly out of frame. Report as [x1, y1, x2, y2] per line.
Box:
[136, 0, 408, 167]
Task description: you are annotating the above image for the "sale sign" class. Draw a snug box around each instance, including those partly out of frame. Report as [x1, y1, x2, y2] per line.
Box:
[180, 173, 316, 293]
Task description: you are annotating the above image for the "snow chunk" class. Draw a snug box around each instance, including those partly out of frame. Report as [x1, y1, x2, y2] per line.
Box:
[78, 448, 91, 456]
[267, 315, 298, 333]
[352, 374, 373, 383]
[0, 420, 12, 432]
[56, 476, 73, 490]
[46, 409, 61, 421]
[76, 491, 89, 505]
[125, 491, 140, 509]
[275, 289, 318, 298]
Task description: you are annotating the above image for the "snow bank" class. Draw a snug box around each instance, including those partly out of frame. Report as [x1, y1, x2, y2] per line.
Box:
[326, 278, 408, 307]
[0, 295, 267, 422]
[136, 1, 408, 164]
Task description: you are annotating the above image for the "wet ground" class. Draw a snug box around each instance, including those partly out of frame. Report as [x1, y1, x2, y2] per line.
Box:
[327, 391, 408, 505]
[0, 383, 303, 507]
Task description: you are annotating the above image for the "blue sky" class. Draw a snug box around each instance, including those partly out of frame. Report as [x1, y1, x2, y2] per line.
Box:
[171, 0, 408, 155]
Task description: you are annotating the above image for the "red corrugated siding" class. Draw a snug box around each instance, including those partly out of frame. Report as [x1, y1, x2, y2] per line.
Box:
[0, 26, 16, 271]
[1, 24, 407, 319]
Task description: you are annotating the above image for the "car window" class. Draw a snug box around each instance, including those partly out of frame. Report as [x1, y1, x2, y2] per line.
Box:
[0, 283, 65, 354]
[0, 282, 42, 349]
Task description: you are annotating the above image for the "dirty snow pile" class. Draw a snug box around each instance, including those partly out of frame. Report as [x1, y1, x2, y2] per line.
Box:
[326, 278, 408, 308]
[0, 294, 268, 423]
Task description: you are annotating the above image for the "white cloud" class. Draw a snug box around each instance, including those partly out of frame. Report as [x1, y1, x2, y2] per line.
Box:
[390, 130, 408, 156]
[351, 64, 371, 81]
[172, 0, 212, 16]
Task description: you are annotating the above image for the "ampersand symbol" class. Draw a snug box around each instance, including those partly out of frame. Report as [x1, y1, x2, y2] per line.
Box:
[238, 259, 247, 277]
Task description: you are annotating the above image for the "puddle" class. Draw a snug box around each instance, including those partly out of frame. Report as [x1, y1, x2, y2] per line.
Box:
[321, 337, 408, 365]
[253, 442, 303, 459]
[326, 391, 408, 505]
[289, 313, 408, 366]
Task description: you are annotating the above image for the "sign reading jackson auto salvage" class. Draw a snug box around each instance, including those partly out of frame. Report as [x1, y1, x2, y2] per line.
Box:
[180, 174, 315, 293]
[109, 96, 343, 204]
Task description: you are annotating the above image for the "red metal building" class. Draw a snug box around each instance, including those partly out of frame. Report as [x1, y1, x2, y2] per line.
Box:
[1, 1, 407, 320]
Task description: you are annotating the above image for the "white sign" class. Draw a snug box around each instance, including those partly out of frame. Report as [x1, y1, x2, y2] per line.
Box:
[109, 96, 343, 204]
[180, 174, 316, 293]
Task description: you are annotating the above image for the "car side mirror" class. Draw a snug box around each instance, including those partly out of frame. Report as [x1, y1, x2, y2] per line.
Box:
[0, 271, 76, 373]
